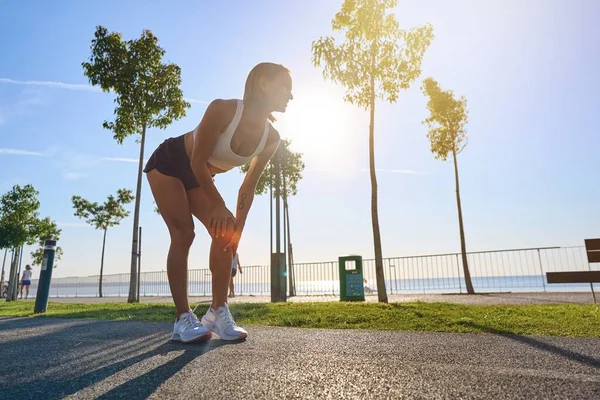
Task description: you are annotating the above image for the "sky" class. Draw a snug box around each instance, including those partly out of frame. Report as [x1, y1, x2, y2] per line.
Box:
[0, 0, 599, 279]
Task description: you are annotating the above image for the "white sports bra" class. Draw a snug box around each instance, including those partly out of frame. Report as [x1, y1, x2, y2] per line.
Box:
[193, 100, 270, 171]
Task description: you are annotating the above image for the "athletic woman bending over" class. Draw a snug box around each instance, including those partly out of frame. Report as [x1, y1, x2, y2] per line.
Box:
[144, 62, 292, 342]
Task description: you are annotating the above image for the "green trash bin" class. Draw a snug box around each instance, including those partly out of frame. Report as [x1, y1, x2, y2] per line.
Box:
[339, 255, 365, 302]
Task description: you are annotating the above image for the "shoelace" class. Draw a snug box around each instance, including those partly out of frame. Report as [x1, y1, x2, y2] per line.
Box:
[189, 304, 235, 330]
[191, 304, 200, 315]
[218, 306, 237, 329]
[183, 308, 201, 328]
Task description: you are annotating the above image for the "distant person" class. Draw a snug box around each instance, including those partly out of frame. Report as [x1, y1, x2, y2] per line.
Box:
[363, 277, 374, 294]
[229, 252, 243, 298]
[20, 265, 33, 299]
[144, 62, 292, 343]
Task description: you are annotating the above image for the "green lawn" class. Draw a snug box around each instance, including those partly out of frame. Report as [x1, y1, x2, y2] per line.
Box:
[1, 301, 599, 338]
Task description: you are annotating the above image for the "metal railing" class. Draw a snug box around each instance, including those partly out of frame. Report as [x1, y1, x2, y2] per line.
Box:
[21, 246, 598, 298]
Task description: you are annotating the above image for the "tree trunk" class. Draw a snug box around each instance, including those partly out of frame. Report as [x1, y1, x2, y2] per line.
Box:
[0, 248, 7, 297]
[453, 149, 474, 294]
[6, 246, 20, 302]
[17, 245, 23, 283]
[284, 197, 295, 297]
[369, 74, 388, 303]
[99, 228, 107, 298]
[128, 124, 147, 303]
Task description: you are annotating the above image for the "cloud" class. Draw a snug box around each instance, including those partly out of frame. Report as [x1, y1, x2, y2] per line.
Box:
[0, 86, 47, 123]
[1, 78, 209, 104]
[0, 78, 100, 92]
[58, 153, 148, 181]
[56, 150, 97, 181]
[62, 172, 87, 181]
[0, 148, 44, 156]
[185, 97, 208, 104]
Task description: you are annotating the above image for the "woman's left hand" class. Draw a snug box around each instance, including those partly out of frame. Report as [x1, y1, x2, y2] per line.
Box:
[224, 223, 244, 253]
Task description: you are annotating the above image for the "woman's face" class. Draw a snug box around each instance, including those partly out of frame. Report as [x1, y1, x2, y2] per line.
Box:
[262, 71, 293, 113]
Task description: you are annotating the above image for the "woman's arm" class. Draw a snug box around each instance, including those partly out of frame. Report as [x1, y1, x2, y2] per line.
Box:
[190, 99, 231, 207]
[224, 127, 281, 251]
[236, 127, 281, 229]
[190, 99, 238, 238]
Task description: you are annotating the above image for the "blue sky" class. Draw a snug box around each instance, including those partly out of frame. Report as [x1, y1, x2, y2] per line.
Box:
[1, 0, 598, 278]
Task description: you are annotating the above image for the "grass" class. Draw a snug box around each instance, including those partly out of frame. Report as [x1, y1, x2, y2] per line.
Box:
[1, 300, 599, 338]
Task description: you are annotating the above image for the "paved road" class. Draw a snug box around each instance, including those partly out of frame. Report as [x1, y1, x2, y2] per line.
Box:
[1, 317, 599, 399]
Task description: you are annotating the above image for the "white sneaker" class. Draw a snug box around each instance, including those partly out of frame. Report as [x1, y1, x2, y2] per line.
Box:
[201, 304, 248, 341]
[171, 310, 212, 343]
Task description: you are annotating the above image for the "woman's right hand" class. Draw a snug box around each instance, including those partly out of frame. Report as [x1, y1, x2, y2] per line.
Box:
[209, 204, 236, 239]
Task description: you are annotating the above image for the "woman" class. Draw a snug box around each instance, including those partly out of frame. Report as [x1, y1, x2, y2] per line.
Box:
[229, 252, 243, 298]
[19, 264, 33, 299]
[144, 62, 293, 343]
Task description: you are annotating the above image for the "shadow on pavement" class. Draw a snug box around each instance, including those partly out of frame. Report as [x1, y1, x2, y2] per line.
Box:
[461, 321, 600, 370]
[0, 318, 235, 399]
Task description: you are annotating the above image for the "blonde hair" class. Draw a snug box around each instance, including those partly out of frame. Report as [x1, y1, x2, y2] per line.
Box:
[243, 62, 289, 122]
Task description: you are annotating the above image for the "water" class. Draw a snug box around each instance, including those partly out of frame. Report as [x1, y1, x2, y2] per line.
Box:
[20, 274, 596, 299]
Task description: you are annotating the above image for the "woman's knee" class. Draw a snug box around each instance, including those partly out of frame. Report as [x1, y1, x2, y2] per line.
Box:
[211, 231, 236, 252]
[170, 228, 195, 249]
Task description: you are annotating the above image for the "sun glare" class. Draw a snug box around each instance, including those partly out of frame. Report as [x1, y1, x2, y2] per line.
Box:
[275, 86, 363, 172]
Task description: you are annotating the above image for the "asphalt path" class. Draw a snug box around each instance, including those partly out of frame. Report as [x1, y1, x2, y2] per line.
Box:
[1, 317, 599, 399]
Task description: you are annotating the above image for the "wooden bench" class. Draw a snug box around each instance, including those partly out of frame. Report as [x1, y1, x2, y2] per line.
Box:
[546, 238, 600, 304]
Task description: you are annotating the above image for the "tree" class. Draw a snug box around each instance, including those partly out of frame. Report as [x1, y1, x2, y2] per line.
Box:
[82, 26, 190, 302]
[30, 217, 63, 268]
[30, 247, 63, 269]
[239, 139, 305, 296]
[312, 0, 434, 302]
[0, 184, 59, 301]
[72, 189, 134, 297]
[421, 77, 474, 294]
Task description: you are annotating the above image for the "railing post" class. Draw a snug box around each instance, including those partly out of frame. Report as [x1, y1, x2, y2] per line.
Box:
[456, 254, 462, 294]
[390, 264, 395, 294]
[332, 262, 335, 295]
[537, 249, 547, 292]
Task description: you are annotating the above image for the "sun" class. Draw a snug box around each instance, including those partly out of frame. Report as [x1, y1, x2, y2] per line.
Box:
[274, 85, 363, 172]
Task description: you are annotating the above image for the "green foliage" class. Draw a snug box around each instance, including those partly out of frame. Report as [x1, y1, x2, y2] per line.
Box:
[0, 184, 40, 248]
[82, 25, 190, 144]
[29, 217, 63, 267]
[30, 247, 64, 269]
[72, 189, 135, 231]
[239, 139, 305, 199]
[0, 184, 60, 249]
[421, 77, 469, 161]
[0, 185, 62, 267]
[311, 0, 434, 108]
